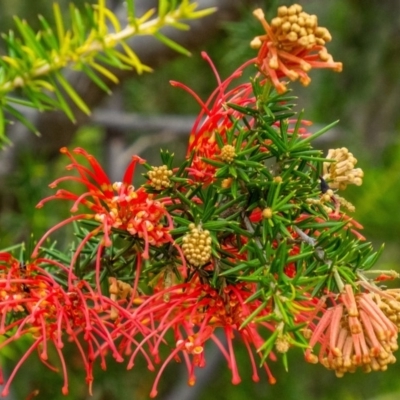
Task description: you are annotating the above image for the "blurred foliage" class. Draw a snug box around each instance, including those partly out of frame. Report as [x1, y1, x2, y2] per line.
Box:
[0, 0, 95, 33]
[0, 125, 105, 249]
[1, 0, 400, 399]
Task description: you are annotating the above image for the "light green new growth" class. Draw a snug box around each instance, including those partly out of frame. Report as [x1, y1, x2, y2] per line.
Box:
[0, 0, 215, 143]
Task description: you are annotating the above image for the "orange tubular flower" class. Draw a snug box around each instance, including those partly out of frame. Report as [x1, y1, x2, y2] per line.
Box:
[251, 5, 342, 93]
[0, 252, 128, 396]
[32, 147, 174, 289]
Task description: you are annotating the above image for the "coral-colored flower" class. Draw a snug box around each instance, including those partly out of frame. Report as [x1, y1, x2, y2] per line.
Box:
[173, 50, 314, 184]
[305, 284, 399, 376]
[0, 252, 127, 396]
[251, 5, 342, 93]
[116, 275, 278, 397]
[33, 147, 175, 288]
[171, 52, 256, 183]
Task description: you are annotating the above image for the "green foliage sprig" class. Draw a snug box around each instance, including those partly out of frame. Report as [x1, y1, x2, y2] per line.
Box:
[0, 0, 215, 143]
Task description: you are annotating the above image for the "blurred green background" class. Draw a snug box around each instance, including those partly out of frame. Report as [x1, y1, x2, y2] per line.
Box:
[1, 0, 400, 399]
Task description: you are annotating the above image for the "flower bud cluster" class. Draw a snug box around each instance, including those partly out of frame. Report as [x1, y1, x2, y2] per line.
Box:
[335, 194, 356, 213]
[306, 188, 334, 213]
[182, 224, 212, 267]
[108, 277, 133, 320]
[109, 277, 132, 299]
[270, 4, 332, 52]
[306, 285, 398, 377]
[307, 188, 356, 213]
[275, 334, 290, 353]
[323, 147, 364, 190]
[220, 144, 236, 163]
[262, 207, 273, 219]
[221, 177, 233, 189]
[148, 165, 173, 190]
[373, 289, 400, 330]
[251, 4, 342, 93]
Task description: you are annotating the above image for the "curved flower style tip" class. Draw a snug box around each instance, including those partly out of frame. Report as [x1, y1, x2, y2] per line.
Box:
[251, 4, 343, 93]
[58, 147, 144, 193]
[134, 278, 279, 397]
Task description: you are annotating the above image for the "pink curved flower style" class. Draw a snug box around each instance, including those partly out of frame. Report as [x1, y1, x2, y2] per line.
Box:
[116, 274, 279, 398]
[305, 284, 399, 376]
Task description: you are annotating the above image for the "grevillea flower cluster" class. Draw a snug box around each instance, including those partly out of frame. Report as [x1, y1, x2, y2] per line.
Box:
[305, 283, 399, 376]
[251, 4, 342, 93]
[0, 3, 397, 398]
[0, 253, 129, 397]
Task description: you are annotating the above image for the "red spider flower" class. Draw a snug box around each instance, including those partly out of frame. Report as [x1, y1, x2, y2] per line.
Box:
[118, 274, 278, 398]
[172, 51, 313, 183]
[33, 147, 175, 289]
[171, 52, 257, 183]
[0, 252, 128, 396]
[251, 5, 342, 93]
[305, 284, 398, 376]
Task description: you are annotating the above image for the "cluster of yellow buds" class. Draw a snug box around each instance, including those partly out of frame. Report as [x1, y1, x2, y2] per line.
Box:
[182, 223, 212, 267]
[148, 165, 173, 190]
[305, 285, 398, 377]
[262, 207, 273, 219]
[335, 194, 356, 213]
[220, 144, 236, 163]
[372, 289, 400, 330]
[221, 177, 233, 189]
[108, 277, 133, 320]
[251, 4, 342, 93]
[307, 187, 356, 213]
[270, 4, 332, 52]
[323, 147, 364, 190]
[275, 329, 291, 353]
[306, 188, 335, 213]
[275, 336, 290, 353]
